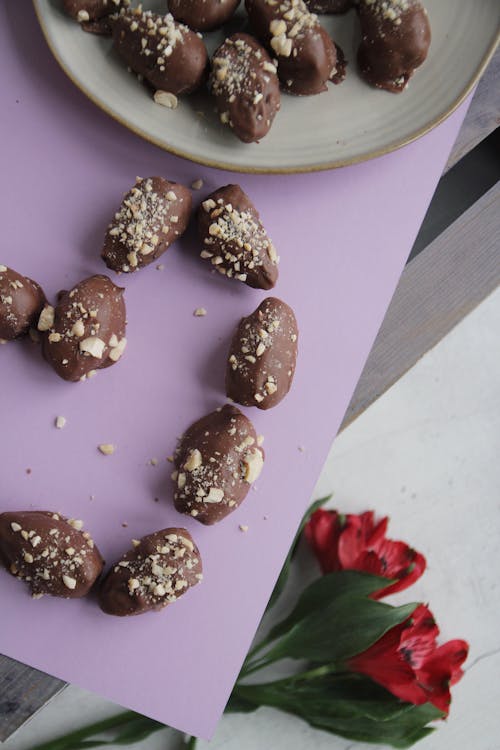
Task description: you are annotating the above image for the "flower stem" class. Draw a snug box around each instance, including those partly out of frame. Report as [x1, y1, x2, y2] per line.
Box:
[26, 711, 139, 750]
[184, 737, 198, 750]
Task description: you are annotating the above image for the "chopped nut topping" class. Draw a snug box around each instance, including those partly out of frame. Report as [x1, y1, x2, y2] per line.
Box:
[62, 575, 77, 590]
[242, 448, 264, 483]
[206, 487, 224, 503]
[37, 305, 54, 331]
[80, 336, 106, 359]
[98, 443, 115, 456]
[184, 448, 202, 471]
[193, 307, 207, 317]
[154, 90, 179, 109]
[55, 416, 66, 430]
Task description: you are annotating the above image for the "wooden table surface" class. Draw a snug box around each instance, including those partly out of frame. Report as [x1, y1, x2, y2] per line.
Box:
[1, 47, 499, 746]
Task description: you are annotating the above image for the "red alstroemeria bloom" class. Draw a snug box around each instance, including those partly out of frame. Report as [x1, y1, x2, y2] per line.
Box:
[347, 604, 469, 714]
[304, 509, 426, 599]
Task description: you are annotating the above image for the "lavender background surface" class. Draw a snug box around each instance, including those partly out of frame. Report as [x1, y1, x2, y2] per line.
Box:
[0, 3, 468, 739]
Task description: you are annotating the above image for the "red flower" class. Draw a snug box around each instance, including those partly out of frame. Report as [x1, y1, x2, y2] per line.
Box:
[347, 604, 469, 713]
[305, 509, 426, 599]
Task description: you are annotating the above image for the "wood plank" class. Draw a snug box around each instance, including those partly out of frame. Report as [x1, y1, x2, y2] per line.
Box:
[341, 182, 500, 431]
[445, 48, 500, 172]
[0, 656, 64, 742]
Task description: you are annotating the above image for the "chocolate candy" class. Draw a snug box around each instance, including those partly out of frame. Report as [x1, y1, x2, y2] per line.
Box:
[305, 0, 352, 13]
[99, 528, 202, 616]
[198, 185, 279, 290]
[245, 0, 338, 95]
[63, 0, 128, 35]
[0, 511, 103, 599]
[357, 0, 431, 93]
[226, 297, 298, 409]
[102, 177, 192, 273]
[0, 265, 45, 341]
[168, 0, 240, 31]
[209, 33, 281, 143]
[39, 275, 126, 382]
[113, 9, 208, 97]
[173, 404, 265, 525]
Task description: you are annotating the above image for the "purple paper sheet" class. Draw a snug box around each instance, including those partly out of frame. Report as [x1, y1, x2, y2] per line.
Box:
[0, 4, 469, 739]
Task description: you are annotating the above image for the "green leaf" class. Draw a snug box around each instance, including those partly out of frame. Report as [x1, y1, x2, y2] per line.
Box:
[111, 717, 165, 744]
[25, 714, 167, 750]
[232, 675, 443, 749]
[306, 703, 443, 748]
[266, 571, 394, 645]
[267, 495, 331, 610]
[268, 596, 417, 664]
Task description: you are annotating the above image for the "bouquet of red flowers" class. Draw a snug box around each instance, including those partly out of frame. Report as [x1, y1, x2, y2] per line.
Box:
[32, 498, 468, 750]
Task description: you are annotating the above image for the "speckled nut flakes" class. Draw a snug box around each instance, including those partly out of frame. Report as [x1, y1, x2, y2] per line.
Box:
[0, 511, 103, 599]
[209, 33, 281, 143]
[113, 9, 208, 96]
[226, 297, 298, 409]
[357, 0, 431, 93]
[168, 0, 240, 31]
[0, 265, 45, 341]
[245, 0, 340, 95]
[98, 528, 202, 616]
[197, 184, 279, 289]
[102, 176, 192, 273]
[63, 0, 130, 35]
[39, 274, 126, 382]
[173, 404, 265, 525]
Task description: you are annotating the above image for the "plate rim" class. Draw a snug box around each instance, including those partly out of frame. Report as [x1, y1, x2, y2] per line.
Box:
[33, 0, 500, 175]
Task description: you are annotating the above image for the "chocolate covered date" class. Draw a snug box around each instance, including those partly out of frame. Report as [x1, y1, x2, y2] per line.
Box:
[99, 528, 202, 616]
[168, 0, 240, 31]
[0, 511, 103, 599]
[0, 265, 45, 341]
[245, 0, 338, 95]
[102, 176, 192, 273]
[357, 0, 431, 93]
[63, 0, 129, 35]
[226, 297, 298, 409]
[113, 9, 208, 97]
[209, 33, 280, 143]
[39, 274, 126, 382]
[173, 404, 265, 525]
[198, 184, 278, 290]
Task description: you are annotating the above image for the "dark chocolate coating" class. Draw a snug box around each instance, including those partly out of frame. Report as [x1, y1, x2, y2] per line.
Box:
[197, 184, 279, 290]
[63, 0, 123, 21]
[102, 176, 192, 273]
[40, 275, 126, 383]
[305, 0, 352, 13]
[173, 404, 265, 525]
[357, 0, 431, 93]
[113, 9, 208, 96]
[168, 0, 240, 31]
[99, 528, 202, 616]
[0, 265, 45, 341]
[226, 297, 298, 409]
[209, 33, 281, 143]
[245, 0, 338, 95]
[0, 511, 103, 599]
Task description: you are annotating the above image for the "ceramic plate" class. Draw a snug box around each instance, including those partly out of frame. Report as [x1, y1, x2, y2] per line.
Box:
[33, 0, 499, 173]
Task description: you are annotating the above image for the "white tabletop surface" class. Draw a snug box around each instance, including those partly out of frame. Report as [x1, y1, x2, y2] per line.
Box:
[5, 287, 500, 750]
